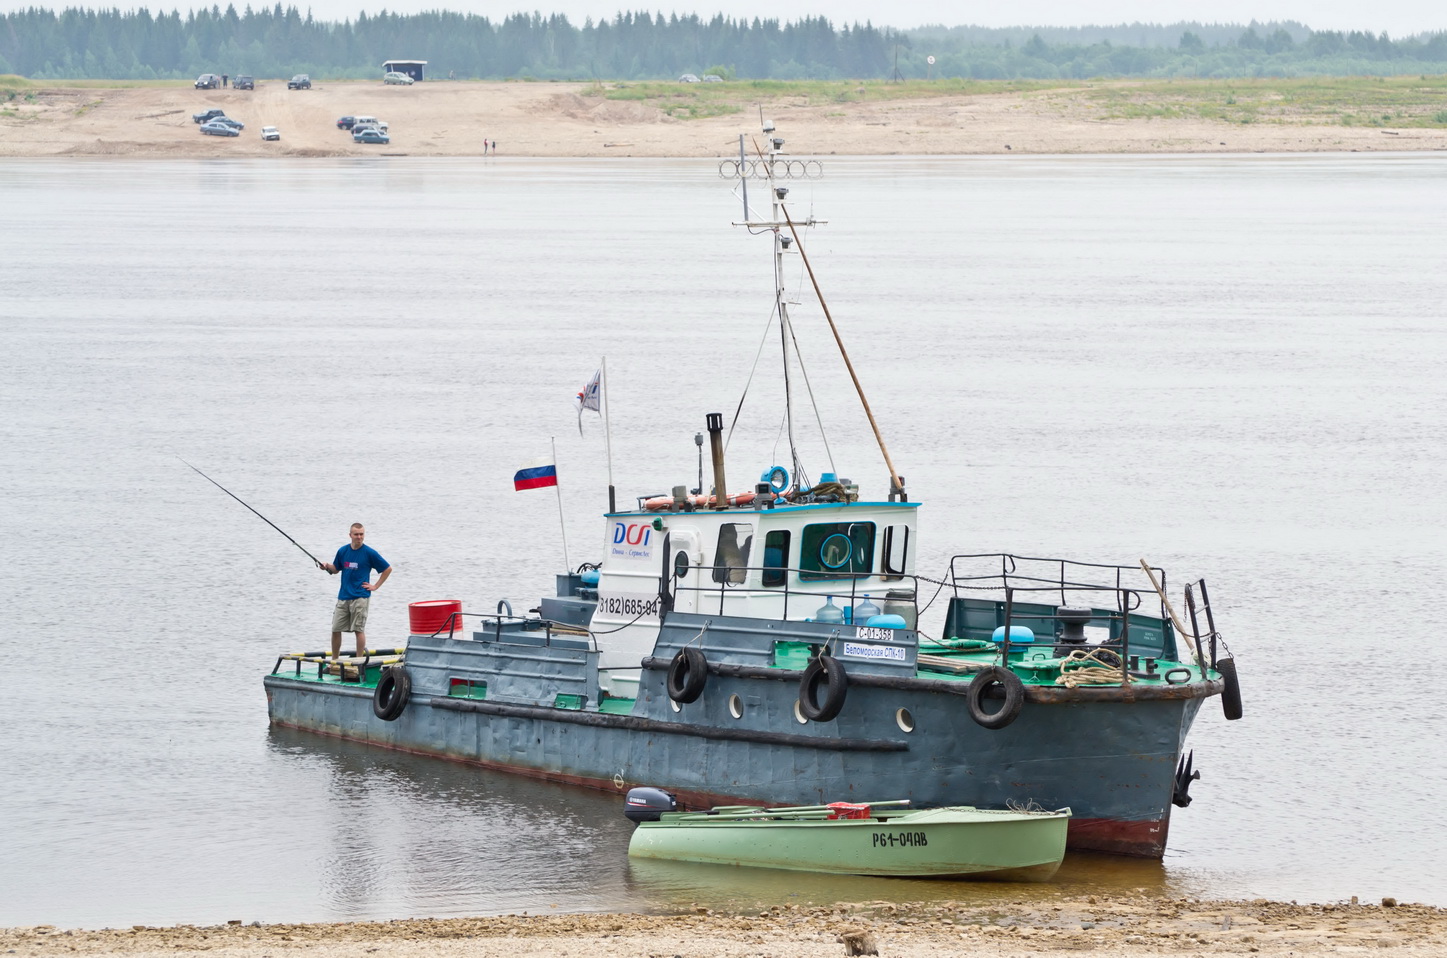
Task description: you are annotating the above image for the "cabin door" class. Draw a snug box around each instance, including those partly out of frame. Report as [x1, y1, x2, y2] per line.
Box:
[668, 530, 704, 615]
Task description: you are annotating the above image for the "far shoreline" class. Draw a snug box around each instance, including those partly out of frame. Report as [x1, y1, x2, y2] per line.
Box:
[3, 78, 1447, 158]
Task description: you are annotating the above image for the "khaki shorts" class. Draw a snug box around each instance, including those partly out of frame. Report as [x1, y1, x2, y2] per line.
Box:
[332, 597, 370, 633]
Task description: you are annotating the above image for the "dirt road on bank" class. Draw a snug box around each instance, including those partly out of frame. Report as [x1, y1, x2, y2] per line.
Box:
[4, 79, 1446, 157]
[7, 898, 1447, 958]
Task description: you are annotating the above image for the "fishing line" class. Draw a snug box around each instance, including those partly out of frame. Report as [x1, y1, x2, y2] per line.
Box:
[178, 456, 325, 567]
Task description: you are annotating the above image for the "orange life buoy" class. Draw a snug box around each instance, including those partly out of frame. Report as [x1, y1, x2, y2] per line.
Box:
[642, 491, 756, 511]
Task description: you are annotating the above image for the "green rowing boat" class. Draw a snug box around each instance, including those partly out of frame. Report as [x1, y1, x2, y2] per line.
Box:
[626, 796, 1071, 881]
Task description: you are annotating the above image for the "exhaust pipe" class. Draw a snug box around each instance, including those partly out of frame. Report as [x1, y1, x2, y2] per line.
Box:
[706, 413, 728, 510]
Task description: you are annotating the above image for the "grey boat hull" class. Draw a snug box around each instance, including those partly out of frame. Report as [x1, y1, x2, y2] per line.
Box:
[265, 613, 1214, 857]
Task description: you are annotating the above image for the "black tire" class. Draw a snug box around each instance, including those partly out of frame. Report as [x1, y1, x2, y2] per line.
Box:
[798, 655, 848, 722]
[666, 647, 708, 704]
[967, 666, 1025, 730]
[372, 666, 411, 722]
[1217, 657, 1243, 720]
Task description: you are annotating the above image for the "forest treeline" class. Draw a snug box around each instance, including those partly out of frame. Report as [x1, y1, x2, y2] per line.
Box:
[2, 6, 1446, 82]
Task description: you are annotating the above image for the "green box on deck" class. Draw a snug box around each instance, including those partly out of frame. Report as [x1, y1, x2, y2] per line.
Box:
[773, 641, 815, 670]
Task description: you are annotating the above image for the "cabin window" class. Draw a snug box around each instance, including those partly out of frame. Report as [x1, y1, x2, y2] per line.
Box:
[799, 522, 875, 580]
[674, 550, 690, 579]
[762, 530, 791, 588]
[882, 525, 910, 579]
[712, 522, 754, 585]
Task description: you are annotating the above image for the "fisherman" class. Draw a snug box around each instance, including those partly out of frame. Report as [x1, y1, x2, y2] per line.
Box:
[319, 523, 392, 660]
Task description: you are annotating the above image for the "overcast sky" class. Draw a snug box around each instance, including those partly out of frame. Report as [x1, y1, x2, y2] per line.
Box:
[3, 0, 1441, 36]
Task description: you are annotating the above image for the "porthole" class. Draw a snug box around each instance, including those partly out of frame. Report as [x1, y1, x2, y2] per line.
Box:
[793, 700, 808, 724]
[669, 697, 682, 713]
[728, 694, 744, 719]
[895, 707, 915, 733]
[674, 551, 690, 579]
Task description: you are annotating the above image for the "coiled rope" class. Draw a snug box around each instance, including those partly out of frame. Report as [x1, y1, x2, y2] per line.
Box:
[1055, 648, 1128, 687]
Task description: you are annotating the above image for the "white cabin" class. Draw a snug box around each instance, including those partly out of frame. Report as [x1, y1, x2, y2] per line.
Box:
[588, 498, 919, 693]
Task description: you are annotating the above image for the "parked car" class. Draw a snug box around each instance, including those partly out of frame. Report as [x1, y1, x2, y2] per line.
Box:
[233, 75, 255, 90]
[351, 115, 388, 132]
[195, 74, 221, 90]
[199, 121, 240, 137]
[383, 72, 414, 85]
[353, 128, 390, 144]
[678, 73, 700, 82]
[287, 74, 311, 90]
[336, 115, 356, 130]
[702, 74, 723, 82]
[192, 108, 226, 124]
[261, 126, 280, 141]
[207, 116, 245, 131]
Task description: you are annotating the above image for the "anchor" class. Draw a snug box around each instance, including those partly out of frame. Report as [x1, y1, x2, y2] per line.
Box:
[1172, 750, 1201, 807]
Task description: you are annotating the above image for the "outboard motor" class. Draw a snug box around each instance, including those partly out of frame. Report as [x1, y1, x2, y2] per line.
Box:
[624, 786, 678, 823]
[1054, 606, 1093, 657]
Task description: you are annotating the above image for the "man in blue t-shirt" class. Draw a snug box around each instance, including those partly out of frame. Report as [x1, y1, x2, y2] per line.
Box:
[319, 522, 393, 659]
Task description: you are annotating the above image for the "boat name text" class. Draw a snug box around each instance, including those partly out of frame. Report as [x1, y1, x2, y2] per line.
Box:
[842, 640, 907, 661]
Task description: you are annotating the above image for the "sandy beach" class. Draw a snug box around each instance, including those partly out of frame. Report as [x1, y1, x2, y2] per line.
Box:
[7, 897, 1447, 957]
[4, 79, 1447, 157]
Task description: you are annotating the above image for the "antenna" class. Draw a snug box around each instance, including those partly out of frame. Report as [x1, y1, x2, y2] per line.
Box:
[738, 134, 748, 221]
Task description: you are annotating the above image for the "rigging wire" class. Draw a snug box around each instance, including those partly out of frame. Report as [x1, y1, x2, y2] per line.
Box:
[783, 309, 837, 479]
[725, 301, 779, 452]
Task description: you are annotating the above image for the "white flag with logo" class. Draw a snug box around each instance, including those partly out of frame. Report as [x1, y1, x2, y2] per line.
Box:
[576, 368, 601, 434]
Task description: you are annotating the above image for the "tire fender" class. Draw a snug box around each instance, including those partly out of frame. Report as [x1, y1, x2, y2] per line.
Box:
[1217, 657, 1243, 720]
[798, 654, 848, 722]
[372, 666, 411, 722]
[967, 666, 1025, 730]
[666, 647, 708, 704]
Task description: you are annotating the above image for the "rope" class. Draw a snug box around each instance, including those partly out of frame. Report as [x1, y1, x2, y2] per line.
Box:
[1055, 648, 1128, 688]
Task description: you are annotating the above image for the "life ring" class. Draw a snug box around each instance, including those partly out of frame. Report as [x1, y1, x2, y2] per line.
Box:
[1217, 657, 1243, 720]
[966, 666, 1024, 730]
[643, 491, 757, 511]
[666, 647, 708, 704]
[798, 655, 848, 722]
[372, 666, 411, 722]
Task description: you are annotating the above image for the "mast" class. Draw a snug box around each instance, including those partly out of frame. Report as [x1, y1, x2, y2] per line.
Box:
[734, 120, 905, 501]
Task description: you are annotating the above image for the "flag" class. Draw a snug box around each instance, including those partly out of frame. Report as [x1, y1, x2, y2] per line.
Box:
[514, 458, 558, 491]
[576, 368, 601, 435]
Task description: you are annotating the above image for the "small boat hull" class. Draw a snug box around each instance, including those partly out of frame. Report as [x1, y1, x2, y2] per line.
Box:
[627, 806, 1069, 880]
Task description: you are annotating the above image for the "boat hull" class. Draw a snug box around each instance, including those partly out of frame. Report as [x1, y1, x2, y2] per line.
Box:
[627, 806, 1069, 880]
[265, 621, 1209, 859]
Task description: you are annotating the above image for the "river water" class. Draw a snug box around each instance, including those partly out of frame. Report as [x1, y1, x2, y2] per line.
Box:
[2, 152, 1445, 928]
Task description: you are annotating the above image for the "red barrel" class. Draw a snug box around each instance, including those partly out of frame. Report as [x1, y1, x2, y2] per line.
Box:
[409, 599, 463, 635]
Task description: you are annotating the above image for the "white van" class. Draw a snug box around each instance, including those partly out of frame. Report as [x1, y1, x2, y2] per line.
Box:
[351, 115, 389, 132]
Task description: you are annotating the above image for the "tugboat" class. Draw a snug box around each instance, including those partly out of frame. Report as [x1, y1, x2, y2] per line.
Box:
[265, 124, 1241, 858]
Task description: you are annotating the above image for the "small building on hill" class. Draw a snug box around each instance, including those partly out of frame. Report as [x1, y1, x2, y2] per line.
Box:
[382, 60, 427, 81]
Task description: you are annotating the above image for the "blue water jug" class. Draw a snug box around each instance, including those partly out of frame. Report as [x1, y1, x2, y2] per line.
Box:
[853, 594, 881, 623]
[814, 596, 845, 624]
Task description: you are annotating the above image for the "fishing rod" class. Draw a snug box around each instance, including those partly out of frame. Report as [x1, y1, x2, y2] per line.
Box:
[178, 457, 325, 567]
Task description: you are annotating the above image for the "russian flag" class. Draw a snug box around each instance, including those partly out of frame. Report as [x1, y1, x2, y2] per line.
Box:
[514, 458, 558, 491]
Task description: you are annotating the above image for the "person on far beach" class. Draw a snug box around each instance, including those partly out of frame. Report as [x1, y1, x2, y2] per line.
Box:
[222, 74, 228, 88]
[319, 523, 392, 660]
